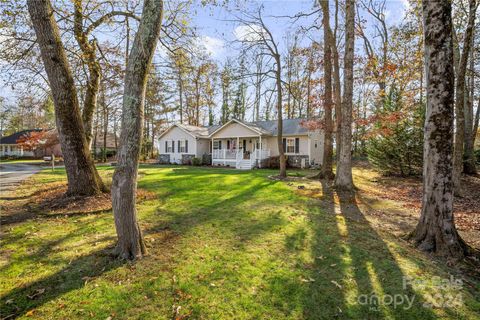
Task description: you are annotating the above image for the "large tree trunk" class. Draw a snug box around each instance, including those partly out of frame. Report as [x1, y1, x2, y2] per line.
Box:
[410, 0, 468, 259]
[275, 53, 287, 178]
[473, 97, 480, 147]
[111, 0, 163, 260]
[334, 0, 355, 190]
[73, 0, 101, 149]
[319, 0, 334, 179]
[332, 0, 342, 161]
[453, 0, 477, 190]
[463, 35, 477, 174]
[27, 0, 105, 196]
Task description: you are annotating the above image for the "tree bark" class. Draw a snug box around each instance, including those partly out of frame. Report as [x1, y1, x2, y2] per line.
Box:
[111, 0, 163, 260]
[334, 0, 355, 190]
[27, 0, 105, 196]
[453, 0, 477, 189]
[73, 0, 101, 149]
[275, 53, 287, 178]
[410, 0, 468, 259]
[319, 0, 334, 179]
[332, 0, 342, 161]
[473, 97, 480, 147]
[463, 34, 477, 174]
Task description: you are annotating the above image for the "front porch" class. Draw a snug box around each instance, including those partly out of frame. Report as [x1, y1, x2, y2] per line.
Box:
[211, 136, 270, 169]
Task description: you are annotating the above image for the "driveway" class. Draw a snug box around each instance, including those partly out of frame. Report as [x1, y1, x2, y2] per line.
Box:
[0, 163, 41, 193]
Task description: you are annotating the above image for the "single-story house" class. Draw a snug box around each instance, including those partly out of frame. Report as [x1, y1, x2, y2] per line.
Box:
[158, 118, 324, 169]
[0, 129, 43, 157]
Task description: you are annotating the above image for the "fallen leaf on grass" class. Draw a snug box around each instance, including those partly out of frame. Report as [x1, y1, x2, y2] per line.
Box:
[25, 310, 35, 317]
[331, 280, 342, 289]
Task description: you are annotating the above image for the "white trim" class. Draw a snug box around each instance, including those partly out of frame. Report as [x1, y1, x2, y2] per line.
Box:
[158, 124, 198, 140]
[208, 119, 264, 137]
[285, 137, 296, 154]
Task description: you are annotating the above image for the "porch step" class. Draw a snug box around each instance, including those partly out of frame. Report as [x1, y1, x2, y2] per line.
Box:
[237, 159, 254, 170]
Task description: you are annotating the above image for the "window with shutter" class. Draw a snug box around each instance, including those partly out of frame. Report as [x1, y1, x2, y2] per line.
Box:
[179, 140, 187, 153]
[285, 138, 295, 153]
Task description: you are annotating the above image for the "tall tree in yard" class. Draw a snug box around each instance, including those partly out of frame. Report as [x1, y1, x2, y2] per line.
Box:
[111, 0, 163, 260]
[452, 0, 477, 190]
[410, 0, 468, 259]
[334, 0, 355, 190]
[319, 0, 334, 179]
[27, 0, 105, 196]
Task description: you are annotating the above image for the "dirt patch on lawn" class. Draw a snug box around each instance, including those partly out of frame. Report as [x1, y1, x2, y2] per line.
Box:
[1, 181, 157, 225]
[289, 169, 480, 251]
[359, 172, 480, 249]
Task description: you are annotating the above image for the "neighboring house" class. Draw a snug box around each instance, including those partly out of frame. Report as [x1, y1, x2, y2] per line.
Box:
[0, 129, 43, 157]
[158, 118, 324, 169]
[92, 132, 119, 157]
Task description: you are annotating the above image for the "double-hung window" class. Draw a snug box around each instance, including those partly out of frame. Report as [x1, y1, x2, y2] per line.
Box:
[166, 140, 173, 153]
[286, 138, 295, 153]
[179, 140, 186, 153]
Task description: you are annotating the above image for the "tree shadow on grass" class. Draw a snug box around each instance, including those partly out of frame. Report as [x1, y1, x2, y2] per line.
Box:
[0, 246, 123, 320]
[150, 175, 287, 244]
[301, 181, 441, 319]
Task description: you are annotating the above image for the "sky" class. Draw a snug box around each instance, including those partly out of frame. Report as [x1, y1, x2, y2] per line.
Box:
[189, 0, 409, 61]
[0, 0, 410, 109]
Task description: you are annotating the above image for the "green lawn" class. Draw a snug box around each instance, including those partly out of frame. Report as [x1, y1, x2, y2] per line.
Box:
[1, 166, 479, 319]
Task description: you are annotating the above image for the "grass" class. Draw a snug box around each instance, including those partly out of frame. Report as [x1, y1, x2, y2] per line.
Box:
[1, 165, 479, 319]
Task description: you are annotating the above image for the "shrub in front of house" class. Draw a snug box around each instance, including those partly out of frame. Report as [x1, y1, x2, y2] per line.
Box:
[261, 156, 292, 169]
[192, 157, 202, 166]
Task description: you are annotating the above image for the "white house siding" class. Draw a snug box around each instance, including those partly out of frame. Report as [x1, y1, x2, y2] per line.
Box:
[308, 131, 324, 165]
[262, 135, 309, 156]
[211, 122, 259, 138]
[196, 139, 210, 158]
[159, 126, 197, 164]
[0, 145, 34, 157]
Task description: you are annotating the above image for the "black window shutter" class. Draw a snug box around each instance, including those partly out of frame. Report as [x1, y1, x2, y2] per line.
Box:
[282, 138, 286, 152]
[165, 141, 167, 153]
[295, 138, 299, 153]
[178, 140, 181, 152]
[185, 140, 188, 153]
[227, 140, 230, 149]
[172, 140, 175, 153]
[219, 141, 222, 149]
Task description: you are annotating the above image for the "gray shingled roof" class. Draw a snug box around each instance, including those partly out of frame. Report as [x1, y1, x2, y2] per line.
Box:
[176, 124, 210, 137]
[163, 118, 309, 139]
[249, 118, 309, 135]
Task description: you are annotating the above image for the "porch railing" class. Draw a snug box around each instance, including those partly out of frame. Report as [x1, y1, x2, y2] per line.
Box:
[212, 149, 270, 160]
[212, 149, 237, 159]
